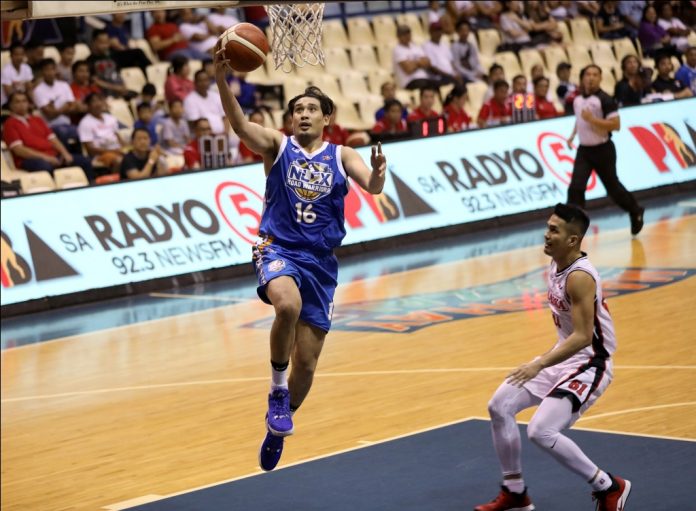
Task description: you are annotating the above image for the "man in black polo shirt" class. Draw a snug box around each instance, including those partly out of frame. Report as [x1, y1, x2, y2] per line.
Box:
[651, 54, 694, 99]
[567, 64, 645, 235]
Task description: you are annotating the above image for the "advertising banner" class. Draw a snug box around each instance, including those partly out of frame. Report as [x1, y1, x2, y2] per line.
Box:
[1, 99, 694, 306]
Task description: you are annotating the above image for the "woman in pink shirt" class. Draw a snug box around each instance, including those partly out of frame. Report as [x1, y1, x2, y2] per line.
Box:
[164, 56, 194, 103]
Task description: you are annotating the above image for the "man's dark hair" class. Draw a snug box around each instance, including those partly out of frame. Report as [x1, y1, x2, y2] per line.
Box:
[38, 58, 56, 70]
[383, 98, 404, 111]
[168, 98, 183, 109]
[193, 117, 210, 129]
[533, 76, 549, 87]
[580, 64, 602, 79]
[56, 42, 74, 53]
[489, 63, 503, 74]
[455, 18, 470, 31]
[7, 91, 28, 104]
[419, 84, 439, 97]
[92, 29, 109, 41]
[72, 59, 89, 74]
[655, 53, 672, 67]
[137, 102, 152, 113]
[554, 203, 590, 236]
[512, 74, 526, 83]
[84, 92, 105, 106]
[493, 79, 509, 91]
[25, 39, 44, 50]
[9, 42, 24, 54]
[141, 83, 157, 96]
[194, 69, 208, 81]
[131, 127, 151, 140]
[288, 86, 334, 116]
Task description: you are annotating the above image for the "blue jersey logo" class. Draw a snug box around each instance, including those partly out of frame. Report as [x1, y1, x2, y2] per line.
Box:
[287, 159, 334, 202]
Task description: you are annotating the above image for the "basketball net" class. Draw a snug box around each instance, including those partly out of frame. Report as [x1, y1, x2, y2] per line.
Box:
[266, 2, 325, 71]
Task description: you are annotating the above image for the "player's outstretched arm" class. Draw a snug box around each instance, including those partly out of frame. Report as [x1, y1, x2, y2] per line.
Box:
[342, 142, 386, 194]
[214, 47, 281, 158]
[507, 271, 595, 387]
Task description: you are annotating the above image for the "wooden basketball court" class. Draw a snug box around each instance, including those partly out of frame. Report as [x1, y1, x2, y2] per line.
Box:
[2, 205, 695, 510]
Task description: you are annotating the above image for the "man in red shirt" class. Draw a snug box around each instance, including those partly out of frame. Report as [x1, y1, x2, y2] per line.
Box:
[477, 79, 512, 128]
[146, 9, 209, 61]
[183, 118, 212, 169]
[533, 76, 560, 120]
[3, 91, 94, 180]
[407, 85, 440, 122]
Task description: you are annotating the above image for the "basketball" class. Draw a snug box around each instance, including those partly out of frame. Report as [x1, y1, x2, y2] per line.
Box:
[217, 22, 269, 72]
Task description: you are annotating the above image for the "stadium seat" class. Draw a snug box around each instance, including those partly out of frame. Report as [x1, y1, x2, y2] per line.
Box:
[358, 94, 384, 127]
[322, 20, 350, 48]
[0, 50, 9, 69]
[688, 31, 696, 47]
[333, 97, 371, 130]
[566, 45, 593, 79]
[74, 43, 91, 61]
[245, 63, 271, 85]
[557, 20, 572, 44]
[19, 171, 56, 194]
[323, 47, 352, 75]
[569, 17, 596, 45]
[106, 97, 135, 127]
[43, 46, 60, 63]
[281, 75, 309, 101]
[309, 73, 341, 98]
[376, 42, 396, 70]
[366, 68, 394, 94]
[349, 44, 380, 73]
[54, 166, 89, 189]
[589, 40, 618, 68]
[613, 38, 639, 62]
[395, 89, 415, 108]
[188, 59, 202, 80]
[120, 67, 147, 93]
[395, 13, 426, 44]
[466, 81, 488, 117]
[146, 62, 170, 93]
[129, 38, 159, 64]
[544, 46, 569, 74]
[519, 48, 546, 76]
[495, 51, 523, 77]
[339, 70, 371, 101]
[347, 17, 377, 46]
[371, 14, 398, 45]
[477, 28, 501, 57]
[295, 61, 326, 79]
[600, 69, 616, 91]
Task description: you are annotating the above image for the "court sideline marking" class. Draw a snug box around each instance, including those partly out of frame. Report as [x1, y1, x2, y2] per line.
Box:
[3, 366, 695, 403]
[4, 213, 694, 353]
[101, 414, 696, 510]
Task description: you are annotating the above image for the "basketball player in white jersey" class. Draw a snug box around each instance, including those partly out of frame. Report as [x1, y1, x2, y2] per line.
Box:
[474, 203, 631, 511]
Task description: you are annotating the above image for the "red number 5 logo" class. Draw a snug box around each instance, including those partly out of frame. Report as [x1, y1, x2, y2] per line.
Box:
[537, 132, 597, 191]
[215, 181, 264, 244]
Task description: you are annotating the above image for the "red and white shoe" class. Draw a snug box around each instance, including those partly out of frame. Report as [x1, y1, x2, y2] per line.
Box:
[592, 474, 631, 511]
[474, 485, 535, 511]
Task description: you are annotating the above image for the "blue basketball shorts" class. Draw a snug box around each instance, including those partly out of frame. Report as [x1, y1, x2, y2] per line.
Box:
[252, 238, 338, 332]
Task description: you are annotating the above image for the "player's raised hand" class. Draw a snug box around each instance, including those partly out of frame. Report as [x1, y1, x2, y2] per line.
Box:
[370, 142, 386, 178]
[213, 40, 231, 74]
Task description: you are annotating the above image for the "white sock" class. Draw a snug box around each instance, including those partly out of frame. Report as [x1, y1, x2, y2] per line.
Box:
[590, 470, 612, 491]
[271, 366, 288, 389]
[504, 477, 525, 494]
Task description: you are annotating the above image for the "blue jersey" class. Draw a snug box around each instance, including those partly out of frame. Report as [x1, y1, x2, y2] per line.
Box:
[259, 135, 349, 253]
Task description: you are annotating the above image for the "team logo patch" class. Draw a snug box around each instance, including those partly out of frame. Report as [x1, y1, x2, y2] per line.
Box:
[287, 159, 333, 202]
[268, 259, 285, 272]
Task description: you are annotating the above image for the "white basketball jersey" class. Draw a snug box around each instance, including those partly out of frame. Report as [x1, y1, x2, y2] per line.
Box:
[547, 254, 617, 365]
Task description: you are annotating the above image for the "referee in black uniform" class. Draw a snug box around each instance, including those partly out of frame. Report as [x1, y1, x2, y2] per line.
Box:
[567, 64, 645, 235]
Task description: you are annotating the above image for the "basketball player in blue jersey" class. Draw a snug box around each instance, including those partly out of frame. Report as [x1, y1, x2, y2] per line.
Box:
[474, 203, 630, 511]
[215, 51, 386, 471]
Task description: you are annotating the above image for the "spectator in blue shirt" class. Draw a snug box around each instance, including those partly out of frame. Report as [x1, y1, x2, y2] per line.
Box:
[134, 102, 159, 145]
[675, 46, 696, 95]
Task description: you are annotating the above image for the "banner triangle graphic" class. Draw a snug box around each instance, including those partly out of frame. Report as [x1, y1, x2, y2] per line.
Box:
[24, 225, 79, 281]
[390, 172, 436, 217]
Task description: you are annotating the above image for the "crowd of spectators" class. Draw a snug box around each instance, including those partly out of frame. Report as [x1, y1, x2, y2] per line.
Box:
[1, 2, 695, 191]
